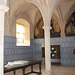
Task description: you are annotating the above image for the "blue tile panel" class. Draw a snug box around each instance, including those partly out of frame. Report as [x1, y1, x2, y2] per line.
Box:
[4, 36, 33, 64]
[33, 36, 75, 66]
[4, 36, 75, 66]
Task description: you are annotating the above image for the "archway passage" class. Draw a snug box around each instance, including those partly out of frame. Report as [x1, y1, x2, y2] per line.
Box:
[65, 12, 75, 36]
[34, 17, 61, 39]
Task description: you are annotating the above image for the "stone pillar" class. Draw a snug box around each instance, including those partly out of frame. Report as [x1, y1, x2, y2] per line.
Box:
[43, 24, 52, 74]
[0, 3, 9, 75]
[60, 23, 66, 37]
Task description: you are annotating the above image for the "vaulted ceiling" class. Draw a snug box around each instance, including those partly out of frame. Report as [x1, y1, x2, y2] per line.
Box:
[5, 0, 75, 38]
[7, 0, 75, 27]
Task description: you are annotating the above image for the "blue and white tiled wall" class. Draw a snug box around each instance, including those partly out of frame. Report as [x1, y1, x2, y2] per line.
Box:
[33, 36, 75, 66]
[4, 36, 33, 64]
[4, 36, 75, 66]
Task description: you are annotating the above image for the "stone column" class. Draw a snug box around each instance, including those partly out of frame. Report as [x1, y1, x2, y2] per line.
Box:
[60, 23, 66, 37]
[0, 4, 9, 75]
[43, 24, 52, 74]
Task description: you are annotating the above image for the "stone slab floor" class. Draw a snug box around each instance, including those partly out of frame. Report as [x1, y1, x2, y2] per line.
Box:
[4, 64, 75, 75]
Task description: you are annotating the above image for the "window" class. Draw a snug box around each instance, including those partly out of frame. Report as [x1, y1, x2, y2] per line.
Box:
[16, 24, 24, 45]
[16, 19, 30, 46]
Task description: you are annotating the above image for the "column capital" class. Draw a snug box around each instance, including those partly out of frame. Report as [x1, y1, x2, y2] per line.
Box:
[61, 32, 65, 37]
[0, 3, 9, 12]
[43, 25, 52, 30]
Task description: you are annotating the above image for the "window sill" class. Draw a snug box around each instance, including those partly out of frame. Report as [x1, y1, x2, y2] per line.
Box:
[16, 43, 30, 46]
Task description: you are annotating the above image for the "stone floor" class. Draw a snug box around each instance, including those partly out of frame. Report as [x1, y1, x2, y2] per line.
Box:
[4, 64, 75, 75]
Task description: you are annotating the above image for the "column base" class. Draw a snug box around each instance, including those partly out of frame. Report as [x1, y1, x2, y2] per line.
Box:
[42, 70, 54, 75]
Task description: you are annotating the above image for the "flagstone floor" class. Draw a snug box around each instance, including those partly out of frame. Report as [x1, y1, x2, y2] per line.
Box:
[4, 64, 75, 75]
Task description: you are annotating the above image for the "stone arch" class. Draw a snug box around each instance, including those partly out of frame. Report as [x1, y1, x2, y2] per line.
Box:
[49, 0, 75, 22]
[10, 0, 43, 25]
[9, 10, 32, 31]
[65, 3, 75, 25]
[55, 6, 65, 37]
[50, 6, 63, 37]
[34, 10, 42, 27]
[9, 1, 24, 31]
[64, 2, 75, 37]
[50, 0, 75, 37]
[52, 13, 60, 25]
[65, 12, 75, 36]
[10, 0, 43, 38]
[21, 0, 73, 29]
[34, 15, 61, 38]
[32, 8, 43, 39]
[11, 11, 32, 29]
[10, 10, 35, 38]
[34, 17, 44, 39]
[51, 16, 61, 37]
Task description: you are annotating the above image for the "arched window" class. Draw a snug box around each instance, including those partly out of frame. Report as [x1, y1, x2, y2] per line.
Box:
[16, 24, 24, 45]
[16, 19, 30, 46]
